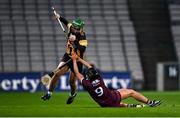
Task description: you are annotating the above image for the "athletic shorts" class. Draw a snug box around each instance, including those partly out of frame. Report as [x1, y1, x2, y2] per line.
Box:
[61, 53, 83, 73]
[110, 90, 122, 107]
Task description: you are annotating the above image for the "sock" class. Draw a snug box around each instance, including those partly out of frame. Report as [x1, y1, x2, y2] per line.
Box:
[70, 91, 77, 96]
[127, 104, 136, 107]
[146, 99, 150, 104]
[48, 72, 54, 78]
[147, 100, 153, 105]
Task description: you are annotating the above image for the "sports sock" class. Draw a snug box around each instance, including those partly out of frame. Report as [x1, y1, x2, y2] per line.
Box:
[127, 104, 136, 107]
[48, 72, 54, 78]
[70, 92, 76, 96]
[146, 99, 151, 104]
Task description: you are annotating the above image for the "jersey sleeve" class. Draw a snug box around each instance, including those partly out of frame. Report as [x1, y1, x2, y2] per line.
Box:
[74, 34, 88, 55]
[59, 16, 69, 27]
[79, 39, 88, 47]
[76, 40, 88, 54]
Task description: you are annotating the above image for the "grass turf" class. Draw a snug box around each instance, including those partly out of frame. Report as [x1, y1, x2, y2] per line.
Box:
[0, 91, 180, 117]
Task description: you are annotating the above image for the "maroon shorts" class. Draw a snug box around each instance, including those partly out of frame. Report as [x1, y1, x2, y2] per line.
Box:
[110, 90, 122, 107]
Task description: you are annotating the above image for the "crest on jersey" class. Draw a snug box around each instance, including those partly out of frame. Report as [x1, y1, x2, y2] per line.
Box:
[91, 79, 100, 86]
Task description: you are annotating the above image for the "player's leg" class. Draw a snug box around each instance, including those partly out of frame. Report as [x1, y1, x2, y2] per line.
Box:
[41, 65, 69, 101]
[118, 89, 148, 103]
[41, 53, 71, 86]
[66, 72, 77, 104]
[48, 64, 69, 91]
[41, 61, 67, 86]
[66, 61, 83, 104]
[117, 89, 147, 107]
[119, 102, 128, 107]
[69, 71, 77, 95]
[117, 89, 161, 107]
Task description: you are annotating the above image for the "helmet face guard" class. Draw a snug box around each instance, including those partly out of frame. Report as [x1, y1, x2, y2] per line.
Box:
[85, 68, 99, 81]
[72, 18, 85, 30]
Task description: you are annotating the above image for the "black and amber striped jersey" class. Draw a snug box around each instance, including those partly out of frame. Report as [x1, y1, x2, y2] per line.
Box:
[59, 16, 88, 58]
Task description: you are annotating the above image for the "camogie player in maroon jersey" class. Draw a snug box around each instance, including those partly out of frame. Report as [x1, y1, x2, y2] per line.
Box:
[71, 51, 161, 107]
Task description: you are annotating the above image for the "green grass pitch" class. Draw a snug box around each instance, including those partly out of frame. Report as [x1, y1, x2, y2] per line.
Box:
[0, 91, 180, 117]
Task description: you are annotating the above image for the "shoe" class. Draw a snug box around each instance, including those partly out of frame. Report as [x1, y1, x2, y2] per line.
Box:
[136, 104, 146, 108]
[128, 104, 146, 108]
[66, 93, 77, 104]
[41, 92, 51, 101]
[148, 100, 161, 107]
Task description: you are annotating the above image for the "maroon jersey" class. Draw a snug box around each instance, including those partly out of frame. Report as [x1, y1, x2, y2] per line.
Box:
[81, 77, 121, 107]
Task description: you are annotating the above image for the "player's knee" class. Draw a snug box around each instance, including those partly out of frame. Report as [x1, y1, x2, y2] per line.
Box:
[129, 89, 136, 95]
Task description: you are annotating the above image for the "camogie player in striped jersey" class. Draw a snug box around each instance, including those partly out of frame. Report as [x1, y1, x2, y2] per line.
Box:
[41, 13, 88, 104]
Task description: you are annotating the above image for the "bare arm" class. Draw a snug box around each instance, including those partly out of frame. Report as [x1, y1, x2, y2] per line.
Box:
[72, 55, 84, 82]
[77, 57, 92, 69]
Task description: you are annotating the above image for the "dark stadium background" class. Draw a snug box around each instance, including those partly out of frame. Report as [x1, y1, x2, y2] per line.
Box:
[0, 0, 180, 116]
[0, 0, 179, 90]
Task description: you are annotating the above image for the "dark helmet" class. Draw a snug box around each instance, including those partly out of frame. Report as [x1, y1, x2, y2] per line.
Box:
[85, 68, 99, 81]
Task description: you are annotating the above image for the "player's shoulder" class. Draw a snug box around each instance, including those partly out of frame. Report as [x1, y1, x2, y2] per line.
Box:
[79, 37, 88, 47]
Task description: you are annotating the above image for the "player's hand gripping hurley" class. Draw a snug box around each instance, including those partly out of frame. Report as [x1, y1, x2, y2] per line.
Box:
[51, 7, 68, 39]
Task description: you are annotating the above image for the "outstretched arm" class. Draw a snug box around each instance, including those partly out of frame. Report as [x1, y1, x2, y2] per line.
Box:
[77, 57, 92, 69]
[71, 53, 84, 82]
[55, 13, 69, 27]
[60, 16, 69, 26]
